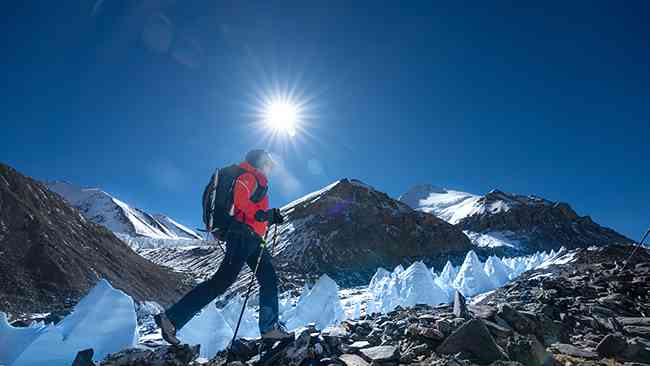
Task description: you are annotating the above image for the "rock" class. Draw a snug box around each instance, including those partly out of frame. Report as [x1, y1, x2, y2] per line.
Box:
[320, 357, 344, 366]
[359, 345, 399, 362]
[429, 355, 475, 365]
[497, 304, 539, 336]
[99, 345, 200, 366]
[625, 326, 650, 340]
[621, 337, 650, 363]
[437, 319, 507, 365]
[323, 330, 347, 351]
[453, 291, 470, 319]
[451, 318, 468, 330]
[72, 349, 95, 366]
[598, 294, 638, 316]
[419, 326, 445, 341]
[505, 334, 550, 366]
[229, 339, 259, 361]
[365, 328, 382, 345]
[341, 341, 371, 353]
[405, 324, 445, 341]
[399, 344, 429, 363]
[538, 315, 568, 346]
[437, 319, 454, 336]
[470, 305, 497, 320]
[618, 318, 650, 327]
[596, 333, 628, 357]
[338, 354, 370, 366]
[483, 319, 513, 339]
[418, 314, 436, 321]
[549, 343, 599, 359]
[287, 329, 312, 364]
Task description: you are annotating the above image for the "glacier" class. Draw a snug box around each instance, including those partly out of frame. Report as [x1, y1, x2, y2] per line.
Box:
[1, 249, 564, 363]
[0, 280, 137, 366]
[452, 250, 495, 297]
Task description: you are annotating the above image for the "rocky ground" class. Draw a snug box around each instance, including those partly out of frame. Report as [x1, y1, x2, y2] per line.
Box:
[94, 244, 649, 366]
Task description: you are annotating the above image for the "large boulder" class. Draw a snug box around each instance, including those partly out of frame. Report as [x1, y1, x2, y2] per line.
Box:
[437, 319, 507, 365]
[99, 345, 200, 366]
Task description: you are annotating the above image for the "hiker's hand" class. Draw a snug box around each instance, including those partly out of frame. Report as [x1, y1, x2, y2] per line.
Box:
[255, 210, 270, 222]
[255, 209, 283, 224]
[269, 208, 284, 225]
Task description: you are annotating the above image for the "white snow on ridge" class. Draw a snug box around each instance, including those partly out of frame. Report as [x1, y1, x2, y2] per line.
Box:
[464, 230, 523, 249]
[400, 184, 553, 229]
[47, 181, 200, 241]
[400, 185, 481, 224]
[281, 180, 341, 212]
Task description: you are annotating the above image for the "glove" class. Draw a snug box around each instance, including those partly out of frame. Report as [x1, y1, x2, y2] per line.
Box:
[269, 208, 284, 225]
[255, 208, 284, 225]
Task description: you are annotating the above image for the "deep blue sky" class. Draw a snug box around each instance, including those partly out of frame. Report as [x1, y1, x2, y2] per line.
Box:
[2, 2, 648, 239]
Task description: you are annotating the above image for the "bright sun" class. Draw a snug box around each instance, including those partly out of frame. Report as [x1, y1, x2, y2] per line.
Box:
[263, 100, 299, 137]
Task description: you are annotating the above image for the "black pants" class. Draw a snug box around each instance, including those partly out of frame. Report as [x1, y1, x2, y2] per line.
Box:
[165, 225, 279, 333]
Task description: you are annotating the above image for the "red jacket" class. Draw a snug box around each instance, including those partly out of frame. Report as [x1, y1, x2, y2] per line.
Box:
[233, 161, 269, 237]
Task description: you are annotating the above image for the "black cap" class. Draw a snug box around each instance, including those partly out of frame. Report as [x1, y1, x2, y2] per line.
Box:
[245, 149, 276, 169]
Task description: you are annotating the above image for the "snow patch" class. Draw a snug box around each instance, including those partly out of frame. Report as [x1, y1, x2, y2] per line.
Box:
[464, 230, 523, 249]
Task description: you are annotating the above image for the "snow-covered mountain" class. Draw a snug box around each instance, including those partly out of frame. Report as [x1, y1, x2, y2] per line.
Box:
[0, 164, 189, 317]
[273, 179, 473, 286]
[400, 184, 633, 254]
[46, 181, 201, 240]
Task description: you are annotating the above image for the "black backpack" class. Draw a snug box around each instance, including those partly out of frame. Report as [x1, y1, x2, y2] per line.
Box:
[202, 164, 268, 236]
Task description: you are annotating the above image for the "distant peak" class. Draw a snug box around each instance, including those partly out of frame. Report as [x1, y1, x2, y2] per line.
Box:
[399, 184, 449, 209]
[407, 184, 448, 194]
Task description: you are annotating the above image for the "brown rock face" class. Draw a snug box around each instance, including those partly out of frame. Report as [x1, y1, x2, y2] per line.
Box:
[0, 163, 190, 317]
[273, 179, 472, 286]
[458, 190, 633, 254]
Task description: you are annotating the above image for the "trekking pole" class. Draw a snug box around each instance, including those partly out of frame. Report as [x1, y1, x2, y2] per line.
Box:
[620, 226, 650, 271]
[230, 225, 278, 346]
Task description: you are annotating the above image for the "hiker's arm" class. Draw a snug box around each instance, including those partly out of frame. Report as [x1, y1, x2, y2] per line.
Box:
[233, 172, 258, 220]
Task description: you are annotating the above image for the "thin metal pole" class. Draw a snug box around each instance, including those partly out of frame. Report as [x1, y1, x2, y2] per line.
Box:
[621, 227, 650, 271]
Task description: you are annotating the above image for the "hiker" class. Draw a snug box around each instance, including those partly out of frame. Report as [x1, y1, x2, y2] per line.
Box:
[155, 149, 291, 345]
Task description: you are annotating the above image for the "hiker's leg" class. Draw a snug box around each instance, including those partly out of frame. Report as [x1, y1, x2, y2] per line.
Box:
[166, 233, 247, 330]
[246, 246, 279, 334]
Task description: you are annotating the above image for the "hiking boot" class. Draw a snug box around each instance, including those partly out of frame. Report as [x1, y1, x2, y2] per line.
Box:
[154, 312, 181, 346]
[261, 323, 294, 341]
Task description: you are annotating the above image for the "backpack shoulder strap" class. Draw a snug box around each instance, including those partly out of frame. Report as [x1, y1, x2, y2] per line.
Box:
[231, 165, 267, 203]
[250, 178, 267, 203]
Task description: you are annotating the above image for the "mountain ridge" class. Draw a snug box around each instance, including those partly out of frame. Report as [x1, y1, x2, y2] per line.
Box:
[0, 163, 191, 317]
[400, 184, 633, 255]
[46, 181, 201, 240]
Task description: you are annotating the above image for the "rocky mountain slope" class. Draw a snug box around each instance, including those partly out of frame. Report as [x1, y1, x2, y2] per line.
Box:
[46, 181, 201, 240]
[0, 163, 191, 318]
[272, 179, 473, 286]
[400, 184, 633, 255]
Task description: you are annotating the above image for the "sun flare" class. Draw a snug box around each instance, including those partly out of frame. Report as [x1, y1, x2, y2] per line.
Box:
[264, 100, 299, 137]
